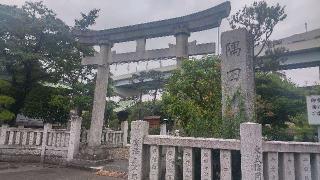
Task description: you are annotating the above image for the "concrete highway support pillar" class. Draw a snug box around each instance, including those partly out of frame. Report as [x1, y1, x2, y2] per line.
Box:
[175, 31, 190, 67]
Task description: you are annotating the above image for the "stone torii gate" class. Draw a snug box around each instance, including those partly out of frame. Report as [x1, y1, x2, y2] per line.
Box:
[74, 1, 231, 149]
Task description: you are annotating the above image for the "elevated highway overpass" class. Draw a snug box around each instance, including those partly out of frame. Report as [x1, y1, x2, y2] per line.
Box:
[113, 28, 320, 97]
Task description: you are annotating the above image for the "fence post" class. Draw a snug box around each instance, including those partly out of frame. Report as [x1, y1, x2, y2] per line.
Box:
[121, 121, 128, 146]
[0, 124, 9, 145]
[67, 115, 82, 161]
[128, 120, 149, 180]
[240, 122, 263, 180]
[41, 123, 52, 163]
[160, 123, 167, 135]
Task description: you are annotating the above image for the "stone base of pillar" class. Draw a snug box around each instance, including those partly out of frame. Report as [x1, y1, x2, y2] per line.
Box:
[69, 145, 130, 168]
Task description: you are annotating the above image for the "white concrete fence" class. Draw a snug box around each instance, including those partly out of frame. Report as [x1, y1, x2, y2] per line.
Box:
[0, 118, 129, 164]
[128, 120, 320, 180]
[0, 115, 81, 163]
[80, 121, 128, 147]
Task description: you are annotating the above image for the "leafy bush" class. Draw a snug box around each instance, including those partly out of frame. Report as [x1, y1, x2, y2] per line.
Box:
[0, 80, 15, 123]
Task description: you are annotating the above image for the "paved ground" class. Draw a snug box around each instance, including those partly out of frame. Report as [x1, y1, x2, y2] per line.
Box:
[0, 162, 125, 180]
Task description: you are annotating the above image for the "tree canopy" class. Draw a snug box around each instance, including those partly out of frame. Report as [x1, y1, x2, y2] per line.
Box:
[162, 56, 314, 140]
[162, 56, 222, 137]
[0, 80, 15, 123]
[0, 2, 99, 123]
[229, 1, 288, 72]
[229, 1, 287, 56]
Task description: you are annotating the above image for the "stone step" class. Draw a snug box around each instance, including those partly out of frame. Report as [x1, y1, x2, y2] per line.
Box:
[0, 162, 18, 170]
[102, 160, 128, 173]
[67, 159, 128, 174]
[68, 158, 113, 171]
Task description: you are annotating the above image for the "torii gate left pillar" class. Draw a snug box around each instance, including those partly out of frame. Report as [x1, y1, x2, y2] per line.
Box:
[88, 41, 113, 147]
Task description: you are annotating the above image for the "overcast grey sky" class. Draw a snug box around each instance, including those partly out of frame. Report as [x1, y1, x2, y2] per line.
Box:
[1, 0, 320, 85]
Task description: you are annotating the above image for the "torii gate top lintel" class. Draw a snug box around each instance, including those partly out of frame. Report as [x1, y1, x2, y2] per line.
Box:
[73, 1, 231, 45]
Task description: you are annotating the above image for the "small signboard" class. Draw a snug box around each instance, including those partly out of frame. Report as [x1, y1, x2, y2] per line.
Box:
[306, 95, 320, 125]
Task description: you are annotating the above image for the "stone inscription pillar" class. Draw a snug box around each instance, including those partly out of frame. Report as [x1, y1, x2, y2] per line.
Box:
[240, 122, 263, 180]
[67, 115, 82, 161]
[220, 150, 232, 180]
[201, 148, 213, 180]
[175, 31, 190, 67]
[121, 121, 128, 146]
[183, 147, 194, 180]
[221, 28, 255, 122]
[149, 145, 160, 180]
[264, 152, 278, 180]
[311, 154, 320, 180]
[88, 43, 112, 147]
[128, 121, 149, 180]
[279, 153, 295, 180]
[166, 146, 177, 180]
[296, 153, 311, 180]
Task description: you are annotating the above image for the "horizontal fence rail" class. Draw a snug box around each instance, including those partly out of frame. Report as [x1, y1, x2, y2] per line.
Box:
[263, 141, 320, 153]
[144, 135, 240, 150]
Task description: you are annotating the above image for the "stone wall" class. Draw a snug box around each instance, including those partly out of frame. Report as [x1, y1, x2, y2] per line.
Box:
[0, 147, 41, 163]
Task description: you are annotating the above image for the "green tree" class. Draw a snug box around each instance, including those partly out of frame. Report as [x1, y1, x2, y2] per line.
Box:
[147, 70, 166, 102]
[229, 1, 287, 57]
[162, 56, 222, 137]
[0, 80, 15, 123]
[163, 56, 311, 139]
[127, 100, 164, 123]
[21, 85, 70, 124]
[130, 70, 166, 119]
[229, 1, 287, 71]
[0, 2, 98, 116]
[255, 73, 305, 126]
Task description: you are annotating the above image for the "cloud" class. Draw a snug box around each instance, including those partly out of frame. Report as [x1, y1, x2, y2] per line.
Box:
[3, 0, 319, 41]
[2, 0, 319, 84]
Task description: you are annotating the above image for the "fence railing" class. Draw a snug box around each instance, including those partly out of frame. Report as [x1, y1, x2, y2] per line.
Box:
[128, 120, 320, 180]
[80, 121, 128, 147]
[46, 129, 70, 150]
[1, 126, 44, 147]
[0, 115, 82, 162]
